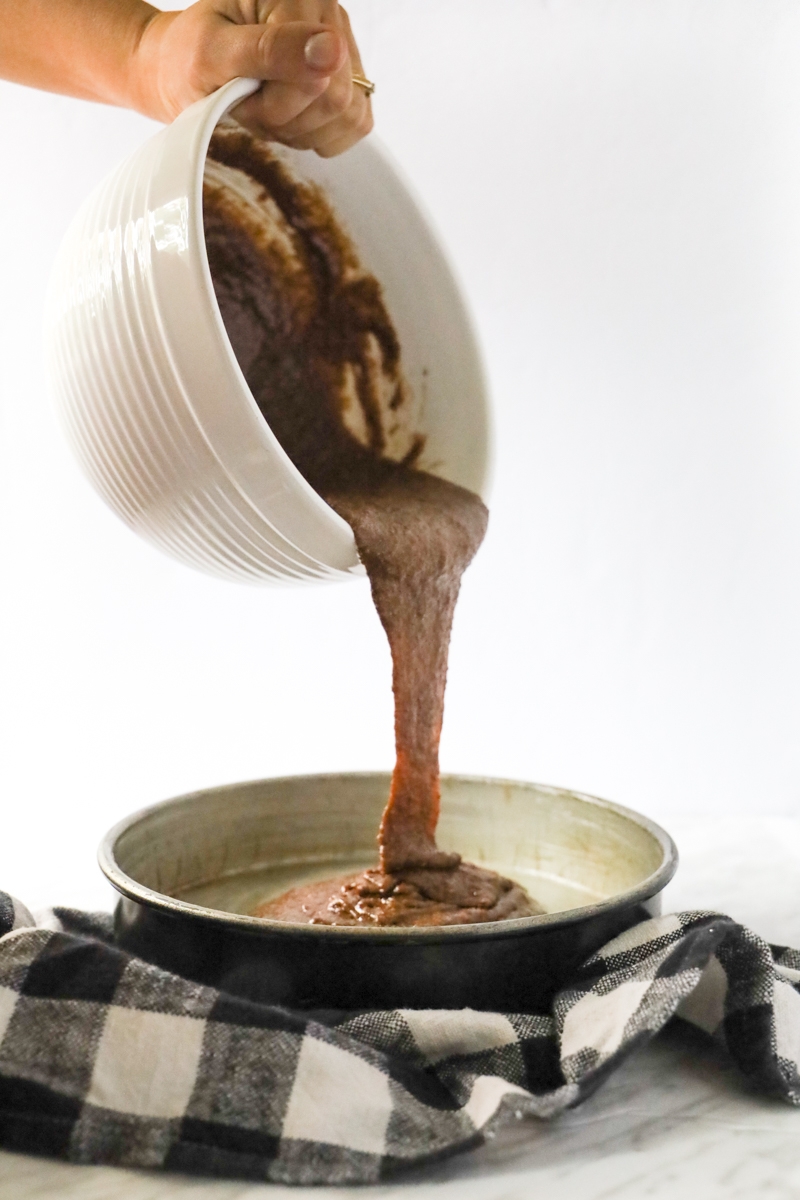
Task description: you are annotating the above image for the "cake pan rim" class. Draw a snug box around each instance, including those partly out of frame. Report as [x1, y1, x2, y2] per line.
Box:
[98, 771, 679, 942]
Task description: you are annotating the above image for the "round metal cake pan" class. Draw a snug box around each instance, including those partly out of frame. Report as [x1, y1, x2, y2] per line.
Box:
[100, 773, 678, 1013]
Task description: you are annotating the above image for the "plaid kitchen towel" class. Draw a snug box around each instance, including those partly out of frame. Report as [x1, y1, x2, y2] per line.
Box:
[0, 894, 798, 1186]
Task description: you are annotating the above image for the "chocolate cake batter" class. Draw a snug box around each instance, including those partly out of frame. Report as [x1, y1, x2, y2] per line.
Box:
[204, 124, 541, 926]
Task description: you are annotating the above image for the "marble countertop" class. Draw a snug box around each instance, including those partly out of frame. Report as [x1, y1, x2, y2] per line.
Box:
[3, 815, 800, 1200]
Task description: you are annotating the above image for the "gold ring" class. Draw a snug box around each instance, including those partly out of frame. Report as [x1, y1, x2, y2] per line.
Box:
[352, 74, 376, 98]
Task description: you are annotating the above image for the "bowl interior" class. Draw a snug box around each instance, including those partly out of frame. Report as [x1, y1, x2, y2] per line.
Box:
[256, 140, 492, 502]
[105, 774, 673, 926]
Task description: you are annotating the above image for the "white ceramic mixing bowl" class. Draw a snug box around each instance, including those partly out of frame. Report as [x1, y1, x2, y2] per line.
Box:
[45, 78, 491, 584]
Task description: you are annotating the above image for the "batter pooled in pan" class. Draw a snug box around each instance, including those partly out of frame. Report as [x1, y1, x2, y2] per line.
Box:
[203, 123, 542, 926]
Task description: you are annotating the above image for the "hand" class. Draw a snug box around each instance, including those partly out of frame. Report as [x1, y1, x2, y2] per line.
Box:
[137, 0, 373, 157]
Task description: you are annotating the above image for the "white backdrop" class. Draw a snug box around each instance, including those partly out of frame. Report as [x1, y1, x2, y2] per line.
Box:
[2, 0, 800, 912]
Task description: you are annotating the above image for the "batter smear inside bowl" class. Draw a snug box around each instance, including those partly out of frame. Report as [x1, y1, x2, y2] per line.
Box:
[203, 123, 541, 926]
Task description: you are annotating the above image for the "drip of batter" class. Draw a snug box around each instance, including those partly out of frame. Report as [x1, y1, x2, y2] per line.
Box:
[203, 124, 542, 926]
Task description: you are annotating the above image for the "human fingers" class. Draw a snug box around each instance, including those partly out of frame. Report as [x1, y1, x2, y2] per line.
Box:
[279, 76, 371, 156]
[270, 65, 353, 138]
[340, 5, 366, 77]
[280, 101, 368, 156]
[233, 81, 315, 130]
[204, 18, 346, 92]
[257, 0, 355, 135]
[278, 90, 373, 157]
[313, 4, 374, 153]
[261, 0, 342, 24]
[313, 112, 371, 157]
[221, 21, 346, 129]
[273, 7, 372, 152]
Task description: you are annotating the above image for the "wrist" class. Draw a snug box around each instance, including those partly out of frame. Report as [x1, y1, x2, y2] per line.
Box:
[126, 7, 182, 123]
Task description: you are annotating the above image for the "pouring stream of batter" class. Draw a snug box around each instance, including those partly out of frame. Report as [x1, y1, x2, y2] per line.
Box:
[203, 123, 541, 926]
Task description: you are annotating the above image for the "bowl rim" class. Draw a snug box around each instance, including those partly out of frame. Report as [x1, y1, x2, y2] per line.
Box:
[98, 772, 679, 942]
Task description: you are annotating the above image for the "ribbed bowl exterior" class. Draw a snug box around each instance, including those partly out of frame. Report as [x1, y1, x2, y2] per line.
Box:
[44, 80, 490, 584]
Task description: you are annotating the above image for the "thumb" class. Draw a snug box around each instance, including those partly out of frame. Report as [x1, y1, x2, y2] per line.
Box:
[214, 20, 347, 88]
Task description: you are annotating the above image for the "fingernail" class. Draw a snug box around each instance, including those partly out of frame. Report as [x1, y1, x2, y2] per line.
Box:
[305, 31, 340, 71]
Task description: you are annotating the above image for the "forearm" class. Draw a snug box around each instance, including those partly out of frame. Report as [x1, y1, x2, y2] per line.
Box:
[0, 0, 370, 154]
[0, 0, 163, 113]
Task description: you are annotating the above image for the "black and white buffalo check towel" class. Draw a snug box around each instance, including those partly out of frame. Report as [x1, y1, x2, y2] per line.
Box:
[1, 892, 799, 1185]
